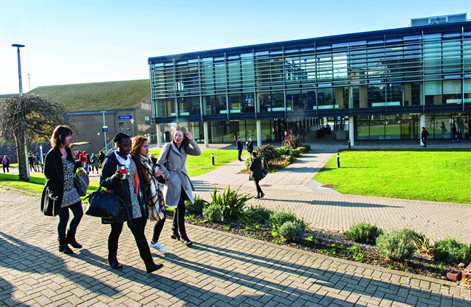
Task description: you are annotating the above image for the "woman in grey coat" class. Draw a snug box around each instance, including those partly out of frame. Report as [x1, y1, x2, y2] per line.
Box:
[158, 127, 201, 246]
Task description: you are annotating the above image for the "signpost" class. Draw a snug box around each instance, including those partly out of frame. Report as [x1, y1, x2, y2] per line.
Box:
[118, 115, 132, 120]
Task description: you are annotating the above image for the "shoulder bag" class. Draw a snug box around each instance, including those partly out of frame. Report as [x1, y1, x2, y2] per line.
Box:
[84, 185, 121, 218]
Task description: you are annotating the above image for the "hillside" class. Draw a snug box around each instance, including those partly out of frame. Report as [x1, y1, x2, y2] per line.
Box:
[30, 79, 150, 112]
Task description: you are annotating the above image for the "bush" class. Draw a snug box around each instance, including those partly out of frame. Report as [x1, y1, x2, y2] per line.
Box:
[210, 186, 253, 221]
[254, 144, 281, 163]
[243, 205, 274, 225]
[289, 148, 301, 157]
[376, 230, 417, 260]
[303, 144, 311, 152]
[276, 147, 290, 155]
[282, 135, 301, 149]
[400, 229, 432, 255]
[270, 211, 301, 232]
[203, 204, 223, 222]
[345, 223, 383, 245]
[279, 221, 305, 242]
[297, 146, 307, 153]
[185, 195, 209, 216]
[433, 238, 470, 264]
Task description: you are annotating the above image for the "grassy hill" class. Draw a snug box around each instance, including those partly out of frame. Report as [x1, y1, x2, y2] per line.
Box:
[29, 79, 150, 112]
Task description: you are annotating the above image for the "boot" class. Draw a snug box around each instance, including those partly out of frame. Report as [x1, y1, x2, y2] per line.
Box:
[58, 238, 73, 254]
[66, 232, 82, 249]
[180, 233, 193, 246]
[108, 258, 123, 270]
[170, 231, 180, 241]
[146, 262, 164, 274]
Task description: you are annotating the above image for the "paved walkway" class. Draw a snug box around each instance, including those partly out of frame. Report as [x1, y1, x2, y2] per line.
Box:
[0, 189, 470, 306]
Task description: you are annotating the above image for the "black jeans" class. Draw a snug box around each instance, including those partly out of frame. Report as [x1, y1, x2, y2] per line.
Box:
[108, 217, 154, 267]
[238, 149, 243, 160]
[254, 180, 263, 197]
[152, 218, 166, 243]
[172, 189, 189, 238]
[57, 201, 83, 240]
[2, 165, 8, 173]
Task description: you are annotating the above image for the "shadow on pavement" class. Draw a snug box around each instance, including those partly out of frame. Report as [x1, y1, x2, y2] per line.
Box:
[260, 197, 400, 208]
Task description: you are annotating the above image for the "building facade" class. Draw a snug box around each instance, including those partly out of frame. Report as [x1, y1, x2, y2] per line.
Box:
[149, 17, 471, 146]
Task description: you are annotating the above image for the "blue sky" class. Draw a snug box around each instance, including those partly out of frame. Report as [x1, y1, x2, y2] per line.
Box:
[1, 0, 470, 94]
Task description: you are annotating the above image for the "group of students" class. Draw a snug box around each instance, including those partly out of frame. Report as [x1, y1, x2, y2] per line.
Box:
[43, 125, 200, 274]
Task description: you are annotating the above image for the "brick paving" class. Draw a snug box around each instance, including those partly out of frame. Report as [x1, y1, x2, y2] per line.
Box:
[0, 188, 470, 306]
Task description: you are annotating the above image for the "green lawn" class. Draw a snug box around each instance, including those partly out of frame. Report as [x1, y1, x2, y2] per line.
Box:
[149, 148, 238, 177]
[314, 150, 471, 204]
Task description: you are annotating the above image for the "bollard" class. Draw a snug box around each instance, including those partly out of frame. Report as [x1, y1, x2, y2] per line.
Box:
[211, 153, 215, 166]
[336, 153, 340, 168]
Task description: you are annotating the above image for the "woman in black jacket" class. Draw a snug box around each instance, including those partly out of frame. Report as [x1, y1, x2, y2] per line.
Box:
[44, 125, 83, 254]
[100, 133, 163, 274]
[249, 151, 265, 199]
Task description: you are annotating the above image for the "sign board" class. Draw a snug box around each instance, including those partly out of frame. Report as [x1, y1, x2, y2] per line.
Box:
[102, 126, 109, 132]
[118, 115, 132, 120]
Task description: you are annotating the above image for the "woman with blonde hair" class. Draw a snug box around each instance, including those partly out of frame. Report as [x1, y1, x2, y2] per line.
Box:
[131, 135, 167, 253]
[158, 127, 200, 246]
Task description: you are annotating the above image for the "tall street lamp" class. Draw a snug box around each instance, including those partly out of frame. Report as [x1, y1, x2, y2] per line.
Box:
[12, 44, 25, 97]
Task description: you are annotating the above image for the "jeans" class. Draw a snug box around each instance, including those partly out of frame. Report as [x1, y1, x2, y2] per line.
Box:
[238, 149, 243, 160]
[57, 201, 83, 240]
[172, 188, 189, 238]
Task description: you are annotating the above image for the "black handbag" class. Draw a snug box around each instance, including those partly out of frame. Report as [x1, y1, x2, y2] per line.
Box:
[40, 185, 60, 216]
[84, 185, 121, 218]
[74, 168, 90, 196]
[155, 146, 171, 184]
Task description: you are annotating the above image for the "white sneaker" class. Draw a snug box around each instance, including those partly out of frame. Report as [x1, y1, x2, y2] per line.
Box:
[149, 241, 167, 253]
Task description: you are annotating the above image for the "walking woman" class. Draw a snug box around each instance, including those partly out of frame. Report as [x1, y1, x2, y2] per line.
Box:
[158, 127, 200, 246]
[44, 125, 83, 254]
[100, 133, 163, 273]
[249, 151, 265, 199]
[131, 136, 167, 253]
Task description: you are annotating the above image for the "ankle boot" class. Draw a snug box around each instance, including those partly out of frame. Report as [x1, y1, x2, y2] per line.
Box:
[58, 238, 73, 254]
[146, 262, 164, 274]
[170, 231, 180, 241]
[108, 258, 123, 270]
[66, 233, 82, 249]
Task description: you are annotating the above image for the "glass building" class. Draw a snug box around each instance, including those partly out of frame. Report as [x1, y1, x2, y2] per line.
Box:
[149, 17, 471, 146]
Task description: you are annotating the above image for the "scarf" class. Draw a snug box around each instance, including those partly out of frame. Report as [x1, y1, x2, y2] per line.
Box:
[139, 155, 164, 220]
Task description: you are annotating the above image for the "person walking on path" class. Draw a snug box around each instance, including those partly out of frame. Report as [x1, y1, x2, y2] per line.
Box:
[131, 135, 167, 253]
[249, 151, 265, 199]
[158, 127, 201, 246]
[421, 127, 429, 148]
[100, 133, 163, 273]
[451, 123, 457, 143]
[236, 136, 244, 161]
[89, 153, 99, 174]
[44, 125, 84, 255]
[246, 137, 254, 154]
[2, 155, 10, 173]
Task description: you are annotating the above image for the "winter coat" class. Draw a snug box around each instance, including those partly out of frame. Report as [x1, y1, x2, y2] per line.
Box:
[100, 151, 148, 224]
[246, 141, 254, 153]
[236, 139, 243, 150]
[158, 140, 201, 206]
[249, 157, 264, 181]
[43, 147, 81, 209]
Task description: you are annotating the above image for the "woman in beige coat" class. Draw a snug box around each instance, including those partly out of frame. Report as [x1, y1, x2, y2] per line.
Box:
[158, 127, 200, 246]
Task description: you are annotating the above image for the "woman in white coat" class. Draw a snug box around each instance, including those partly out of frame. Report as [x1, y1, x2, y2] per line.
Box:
[158, 127, 201, 246]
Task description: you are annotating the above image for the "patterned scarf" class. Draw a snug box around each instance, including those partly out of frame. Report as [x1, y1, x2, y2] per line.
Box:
[139, 155, 164, 220]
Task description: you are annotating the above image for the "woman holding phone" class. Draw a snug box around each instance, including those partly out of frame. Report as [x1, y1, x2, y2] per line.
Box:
[158, 127, 200, 246]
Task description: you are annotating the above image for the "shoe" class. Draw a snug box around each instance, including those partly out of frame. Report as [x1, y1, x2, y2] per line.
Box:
[170, 232, 180, 241]
[149, 241, 167, 253]
[146, 263, 164, 274]
[181, 237, 193, 246]
[255, 196, 260, 199]
[67, 237, 82, 249]
[108, 258, 123, 270]
[58, 238, 73, 255]
[260, 193, 265, 198]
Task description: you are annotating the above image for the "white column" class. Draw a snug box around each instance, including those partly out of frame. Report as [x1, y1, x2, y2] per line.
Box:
[203, 121, 209, 148]
[419, 114, 426, 146]
[348, 116, 355, 147]
[156, 123, 162, 148]
[256, 119, 262, 147]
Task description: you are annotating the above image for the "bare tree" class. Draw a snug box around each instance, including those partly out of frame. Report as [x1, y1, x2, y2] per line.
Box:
[0, 95, 70, 181]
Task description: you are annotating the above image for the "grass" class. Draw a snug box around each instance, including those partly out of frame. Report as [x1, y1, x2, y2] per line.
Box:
[314, 149, 471, 204]
[149, 148, 239, 177]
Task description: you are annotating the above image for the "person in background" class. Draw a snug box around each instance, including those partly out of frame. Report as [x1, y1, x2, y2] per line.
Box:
[100, 133, 163, 273]
[421, 127, 429, 148]
[249, 151, 265, 199]
[236, 136, 243, 161]
[246, 137, 254, 155]
[2, 155, 10, 173]
[89, 153, 99, 174]
[44, 125, 83, 254]
[158, 127, 201, 246]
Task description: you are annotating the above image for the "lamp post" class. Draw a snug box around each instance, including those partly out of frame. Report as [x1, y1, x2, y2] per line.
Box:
[12, 44, 25, 97]
[102, 111, 108, 152]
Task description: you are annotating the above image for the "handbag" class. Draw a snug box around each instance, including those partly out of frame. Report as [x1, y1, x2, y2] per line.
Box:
[261, 158, 268, 178]
[84, 185, 121, 218]
[74, 168, 90, 196]
[40, 185, 60, 216]
[156, 146, 171, 184]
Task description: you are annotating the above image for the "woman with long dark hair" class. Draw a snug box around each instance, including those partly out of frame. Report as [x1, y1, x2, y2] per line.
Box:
[44, 125, 84, 254]
[131, 136, 166, 253]
[100, 133, 163, 273]
[158, 127, 200, 246]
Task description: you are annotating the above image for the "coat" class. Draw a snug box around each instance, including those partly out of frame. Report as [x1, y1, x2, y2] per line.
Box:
[43, 147, 80, 209]
[100, 151, 148, 224]
[249, 157, 264, 181]
[158, 139, 201, 206]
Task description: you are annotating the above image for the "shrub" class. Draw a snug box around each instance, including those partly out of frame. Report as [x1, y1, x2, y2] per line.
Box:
[303, 144, 311, 152]
[185, 195, 209, 216]
[276, 147, 290, 155]
[270, 211, 301, 232]
[203, 204, 223, 222]
[289, 148, 301, 157]
[254, 144, 281, 163]
[279, 221, 305, 242]
[433, 238, 470, 265]
[297, 146, 307, 153]
[345, 223, 383, 245]
[243, 205, 274, 225]
[282, 135, 301, 149]
[400, 229, 432, 255]
[210, 186, 253, 221]
[376, 230, 417, 260]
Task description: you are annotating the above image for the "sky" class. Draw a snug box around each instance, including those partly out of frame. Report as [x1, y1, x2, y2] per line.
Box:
[1, 0, 471, 94]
